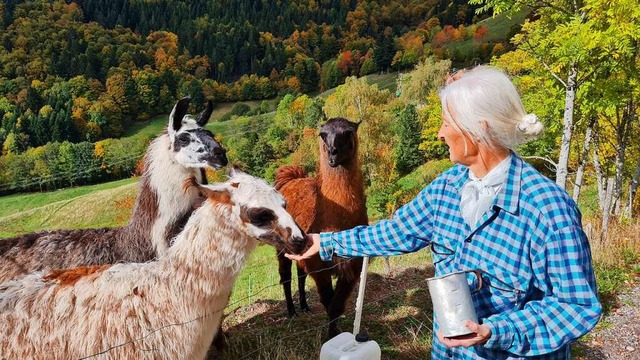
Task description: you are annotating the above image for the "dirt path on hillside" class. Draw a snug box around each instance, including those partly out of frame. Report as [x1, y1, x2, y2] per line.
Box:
[578, 283, 640, 359]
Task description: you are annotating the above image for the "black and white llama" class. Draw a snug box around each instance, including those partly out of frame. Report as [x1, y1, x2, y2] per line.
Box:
[0, 97, 228, 281]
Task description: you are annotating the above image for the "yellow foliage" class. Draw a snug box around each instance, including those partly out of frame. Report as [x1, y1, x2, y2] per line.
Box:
[286, 77, 301, 92]
[38, 105, 53, 118]
[94, 141, 105, 159]
[290, 95, 309, 117]
[30, 79, 45, 91]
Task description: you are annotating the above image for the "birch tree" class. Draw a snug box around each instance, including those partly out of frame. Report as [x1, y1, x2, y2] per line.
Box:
[470, 0, 600, 189]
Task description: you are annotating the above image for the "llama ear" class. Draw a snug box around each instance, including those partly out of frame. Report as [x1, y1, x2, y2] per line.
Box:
[196, 100, 214, 127]
[201, 186, 233, 205]
[170, 97, 191, 135]
[182, 176, 200, 194]
[183, 178, 234, 205]
[228, 164, 247, 178]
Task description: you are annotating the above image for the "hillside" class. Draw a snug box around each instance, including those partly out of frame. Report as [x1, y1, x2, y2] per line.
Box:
[0, 0, 525, 196]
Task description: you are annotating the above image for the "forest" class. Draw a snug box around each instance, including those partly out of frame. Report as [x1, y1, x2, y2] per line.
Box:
[0, 0, 514, 194]
[0, 0, 638, 238]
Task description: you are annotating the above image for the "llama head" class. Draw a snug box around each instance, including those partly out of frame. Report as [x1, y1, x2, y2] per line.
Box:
[187, 168, 307, 254]
[319, 117, 360, 167]
[168, 97, 228, 170]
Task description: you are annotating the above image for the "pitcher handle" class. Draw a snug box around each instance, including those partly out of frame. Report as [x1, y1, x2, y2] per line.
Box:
[469, 269, 483, 294]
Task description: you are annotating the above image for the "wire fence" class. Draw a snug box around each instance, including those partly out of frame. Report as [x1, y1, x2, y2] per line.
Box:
[1, 118, 434, 358]
[73, 255, 435, 359]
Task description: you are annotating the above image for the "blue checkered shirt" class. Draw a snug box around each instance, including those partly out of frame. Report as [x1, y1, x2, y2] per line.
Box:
[319, 154, 602, 359]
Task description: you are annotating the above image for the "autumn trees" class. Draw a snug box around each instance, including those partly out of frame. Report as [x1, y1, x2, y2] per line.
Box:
[475, 0, 640, 233]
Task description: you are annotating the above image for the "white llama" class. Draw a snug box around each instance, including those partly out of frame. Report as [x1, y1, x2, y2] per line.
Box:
[0, 169, 306, 360]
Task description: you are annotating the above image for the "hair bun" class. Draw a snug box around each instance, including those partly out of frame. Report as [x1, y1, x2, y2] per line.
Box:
[516, 113, 544, 138]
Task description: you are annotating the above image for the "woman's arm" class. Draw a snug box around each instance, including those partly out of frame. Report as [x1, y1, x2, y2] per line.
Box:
[287, 185, 436, 261]
[481, 225, 602, 356]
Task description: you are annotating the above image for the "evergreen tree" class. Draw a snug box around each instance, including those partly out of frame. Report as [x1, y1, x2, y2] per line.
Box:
[394, 104, 424, 175]
[374, 30, 396, 71]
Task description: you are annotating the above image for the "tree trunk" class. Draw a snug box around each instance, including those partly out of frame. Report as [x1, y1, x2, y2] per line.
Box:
[556, 64, 578, 190]
[612, 100, 635, 215]
[572, 117, 595, 203]
[627, 162, 640, 218]
[601, 177, 615, 241]
[593, 149, 605, 213]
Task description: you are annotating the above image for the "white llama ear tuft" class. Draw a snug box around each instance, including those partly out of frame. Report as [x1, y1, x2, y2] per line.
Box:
[169, 97, 191, 138]
[228, 165, 248, 179]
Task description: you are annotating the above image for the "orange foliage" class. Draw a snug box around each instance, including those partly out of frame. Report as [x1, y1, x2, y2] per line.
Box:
[337, 50, 352, 74]
[286, 76, 301, 92]
[114, 195, 135, 224]
[473, 25, 489, 41]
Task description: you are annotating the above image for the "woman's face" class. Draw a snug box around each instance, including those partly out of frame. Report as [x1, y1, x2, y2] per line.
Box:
[437, 109, 476, 166]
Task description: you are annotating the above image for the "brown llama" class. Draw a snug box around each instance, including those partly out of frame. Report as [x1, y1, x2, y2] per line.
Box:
[274, 117, 368, 338]
[0, 97, 228, 282]
[0, 169, 306, 360]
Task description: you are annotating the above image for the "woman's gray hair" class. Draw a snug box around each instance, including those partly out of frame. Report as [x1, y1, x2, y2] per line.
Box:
[439, 66, 543, 151]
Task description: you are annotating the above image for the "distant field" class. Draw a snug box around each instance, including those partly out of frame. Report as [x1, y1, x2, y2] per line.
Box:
[318, 72, 399, 98]
[444, 10, 529, 55]
[0, 178, 137, 220]
[123, 99, 278, 138]
[0, 180, 138, 238]
[118, 74, 398, 149]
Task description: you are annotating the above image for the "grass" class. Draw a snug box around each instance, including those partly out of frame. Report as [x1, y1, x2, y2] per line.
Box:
[122, 99, 278, 139]
[0, 178, 136, 220]
[318, 72, 399, 98]
[219, 250, 435, 360]
[122, 116, 168, 138]
[0, 179, 137, 238]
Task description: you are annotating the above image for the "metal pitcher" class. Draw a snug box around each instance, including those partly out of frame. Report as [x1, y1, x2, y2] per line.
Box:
[427, 270, 482, 338]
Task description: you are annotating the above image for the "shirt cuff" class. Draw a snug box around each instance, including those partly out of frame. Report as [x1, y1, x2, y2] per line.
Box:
[318, 232, 335, 261]
[482, 316, 515, 351]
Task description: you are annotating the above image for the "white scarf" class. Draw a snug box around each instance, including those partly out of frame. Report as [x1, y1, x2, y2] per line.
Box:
[460, 155, 511, 228]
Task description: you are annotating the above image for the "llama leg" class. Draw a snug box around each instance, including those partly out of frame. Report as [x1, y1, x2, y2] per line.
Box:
[327, 259, 363, 338]
[278, 251, 297, 317]
[296, 265, 310, 312]
[309, 270, 335, 312]
[308, 270, 336, 338]
[211, 325, 229, 350]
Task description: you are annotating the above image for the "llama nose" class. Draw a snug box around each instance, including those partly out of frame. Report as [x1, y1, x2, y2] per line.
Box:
[212, 147, 228, 166]
[291, 234, 308, 254]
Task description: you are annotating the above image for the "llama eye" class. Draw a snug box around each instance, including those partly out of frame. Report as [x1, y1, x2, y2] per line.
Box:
[177, 134, 191, 146]
[247, 208, 275, 227]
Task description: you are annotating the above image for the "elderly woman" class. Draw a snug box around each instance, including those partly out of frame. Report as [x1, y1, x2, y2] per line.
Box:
[287, 66, 601, 359]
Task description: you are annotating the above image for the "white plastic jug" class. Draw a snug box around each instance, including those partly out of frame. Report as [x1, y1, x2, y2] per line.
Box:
[319, 332, 381, 360]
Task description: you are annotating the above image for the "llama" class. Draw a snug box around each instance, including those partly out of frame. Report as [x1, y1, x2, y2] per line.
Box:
[274, 117, 368, 338]
[0, 169, 306, 360]
[0, 97, 228, 282]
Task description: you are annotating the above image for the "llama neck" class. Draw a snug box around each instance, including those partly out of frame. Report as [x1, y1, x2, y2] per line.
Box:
[124, 134, 204, 256]
[317, 152, 366, 210]
[166, 204, 258, 301]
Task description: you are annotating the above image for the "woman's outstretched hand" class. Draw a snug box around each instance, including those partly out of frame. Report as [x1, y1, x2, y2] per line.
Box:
[437, 321, 491, 348]
[285, 233, 321, 261]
